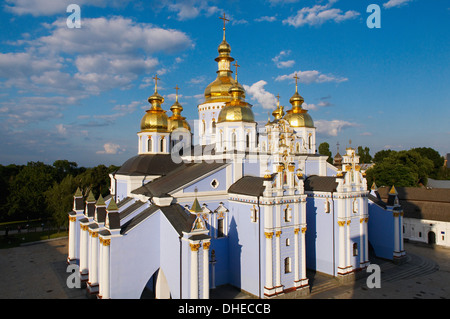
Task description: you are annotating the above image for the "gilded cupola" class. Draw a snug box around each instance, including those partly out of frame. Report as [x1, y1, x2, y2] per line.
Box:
[204, 13, 244, 103]
[140, 75, 169, 133]
[168, 85, 191, 132]
[217, 61, 255, 123]
[284, 73, 314, 128]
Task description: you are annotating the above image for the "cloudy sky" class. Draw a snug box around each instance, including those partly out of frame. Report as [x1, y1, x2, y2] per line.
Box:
[0, 0, 448, 167]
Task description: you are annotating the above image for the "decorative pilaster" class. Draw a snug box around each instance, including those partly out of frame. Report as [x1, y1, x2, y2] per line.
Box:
[99, 237, 111, 299]
[67, 215, 77, 264]
[202, 241, 210, 299]
[337, 220, 346, 275]
[264, 232, 274, 297]
[190, 242, 200, 299]
[87, 229, 99, 294]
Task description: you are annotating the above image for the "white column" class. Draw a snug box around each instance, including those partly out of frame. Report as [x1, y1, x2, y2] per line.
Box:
[294, 228, 299, 284]
[89, 230, 99, 290]
[400, 212, 405, 255]
[68, 216, 76, 263]
[338, 220, 346, 274]
[300, 227, 307, 283]
[79, 224, 89, 278]
[202, 242, 210, 299]
[190, 243, 200, 299]
[346, 219, 351, 270]
[275, 230, 281, 290]
[102, 238, 111, 299]
[394, 212, 400, 256]
[364, 217, 369, 264]
[265, 232, 273, 289]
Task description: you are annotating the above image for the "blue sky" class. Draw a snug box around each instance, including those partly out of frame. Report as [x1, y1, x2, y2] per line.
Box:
[0, 0, 448, 167]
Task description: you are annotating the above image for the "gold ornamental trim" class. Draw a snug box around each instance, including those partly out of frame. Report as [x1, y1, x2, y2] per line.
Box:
[301, 227, 307, 234]
[265, 232, 274, 239]
[80, 224, 88, 231]
[275, 231, 282, 237]
[294, 228, 300, 235]
[365, 217, 369, 223]
[338, 221, 346, 227]
[393, 212, 400, 217]
[69, 216, 76, 222]
[347, 220, 351, 225]
[190, 243, 201, 252]
[102, 239, 111, 247]
[203, 242, 211, 250]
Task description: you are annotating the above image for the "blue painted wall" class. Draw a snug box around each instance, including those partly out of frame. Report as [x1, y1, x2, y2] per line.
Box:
[368, 202, 394, 260]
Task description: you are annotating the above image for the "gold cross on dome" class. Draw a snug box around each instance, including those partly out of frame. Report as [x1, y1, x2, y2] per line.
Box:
[174, 85, 180, 101]
[219, 13, 230, 39]
[276, 93, 281, 105]
[233, 61, 240, 81]
[293, 73, 299, 92]
[153, 74, 161, 92]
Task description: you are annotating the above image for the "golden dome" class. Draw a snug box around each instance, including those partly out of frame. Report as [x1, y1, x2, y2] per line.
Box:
[218, 77, 255, 123]
[140, 75, 169, 132]
[284, 73, 314, 128]
[168, 86, 191, 132]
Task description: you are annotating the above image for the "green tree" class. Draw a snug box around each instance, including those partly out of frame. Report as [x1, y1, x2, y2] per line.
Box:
[373, 149, 394, 164]
[357, 146, 372, 163]
[411, 147, 445, 179]
[6, 162, 54, 221]
[45, 175, 77, 231]
[318, 142, 333, 164]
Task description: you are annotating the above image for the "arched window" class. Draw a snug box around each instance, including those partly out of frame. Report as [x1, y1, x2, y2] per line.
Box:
[160, 138, 165, 153]
[202, 120, 206, 135]
[231, 132, 237, 149]
[284, 257, 291, 273]
[353, 243, 358, 256]
[219, 131, 223, 147]
[308, 134, 312, 150]
[212, 119, 216, 134]
[246, 134, 250, 149]
[147, 138, 152, 153]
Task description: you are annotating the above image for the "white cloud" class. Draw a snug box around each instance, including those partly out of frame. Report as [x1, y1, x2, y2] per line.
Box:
[243, 80, 277, 110]
[56, 124, 67, 135]
[34, 17, 193, 56]
[315, 119, 358, 136]
[283, 1, 360, 27]
[255, 16, 277, 22]
[96, 142, 124, 154]
[163, 0, 220, 21]
[383, 0, 413, 9]
[276, 70, 348, 84]
[3, 0, 120, 16]
[272, 50, 295, 69]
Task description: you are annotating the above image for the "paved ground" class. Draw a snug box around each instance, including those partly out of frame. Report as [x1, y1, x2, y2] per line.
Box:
[0, 237, 449, 299]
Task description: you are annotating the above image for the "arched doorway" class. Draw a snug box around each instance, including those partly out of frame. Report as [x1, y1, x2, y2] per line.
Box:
[428, 231, 436, 245]
[140, 268, 172, 299]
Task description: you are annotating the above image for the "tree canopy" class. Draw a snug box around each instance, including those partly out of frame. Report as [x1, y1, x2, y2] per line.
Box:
[0, 161, 119, 225]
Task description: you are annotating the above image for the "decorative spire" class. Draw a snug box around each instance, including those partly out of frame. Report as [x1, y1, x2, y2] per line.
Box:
[294, 72, 299, 93]
[96, 194, 105, 206]
[219, 13, 229, 41]
[74, 187, 82, 198]
[389, 185, 398, 195]
[86, 190, 96, 202]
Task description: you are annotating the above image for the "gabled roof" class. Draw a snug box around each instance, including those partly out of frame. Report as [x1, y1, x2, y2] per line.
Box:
[228, 176, 265, 197]
[120, 203, 203, 237]
[132, 161, 228, 197]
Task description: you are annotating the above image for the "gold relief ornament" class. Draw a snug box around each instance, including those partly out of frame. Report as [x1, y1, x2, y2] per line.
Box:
[265, 232, 274, 239]
[203, 242, 211, 250]
[190, 243, 201, 251]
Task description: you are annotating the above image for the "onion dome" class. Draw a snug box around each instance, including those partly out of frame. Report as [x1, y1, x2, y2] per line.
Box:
[140, 75, 169, 132]
[217, 61, 255, 123]
[284, 73, 314, 128]
[168, 85, 191, 132]
[204, 14, 244, 103]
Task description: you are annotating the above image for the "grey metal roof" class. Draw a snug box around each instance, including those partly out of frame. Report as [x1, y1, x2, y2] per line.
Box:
[304, 175, 338, 192]
[228, 176, 265, 197]
[114, 154, 184, 176]
[132, 161, 228, 197]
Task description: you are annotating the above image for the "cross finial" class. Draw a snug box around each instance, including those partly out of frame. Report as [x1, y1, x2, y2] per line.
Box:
[276, 93, 281, 105]
[219, 13, 229, 40]
[233, 61, 240, 81]
[293, 72, 299, 93]
[152, 74, 161, 93]
[337, 141, 340, 153]
[174, 85, 180, 102]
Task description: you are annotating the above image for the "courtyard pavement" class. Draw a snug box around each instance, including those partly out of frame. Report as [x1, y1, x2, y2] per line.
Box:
[0, 237, 449, 299]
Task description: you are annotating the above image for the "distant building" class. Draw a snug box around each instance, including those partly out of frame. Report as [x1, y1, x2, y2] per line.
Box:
[377, 186, 450, 247]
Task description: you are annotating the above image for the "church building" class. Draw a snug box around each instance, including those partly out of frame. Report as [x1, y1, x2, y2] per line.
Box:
[67, 17, 405, 299]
